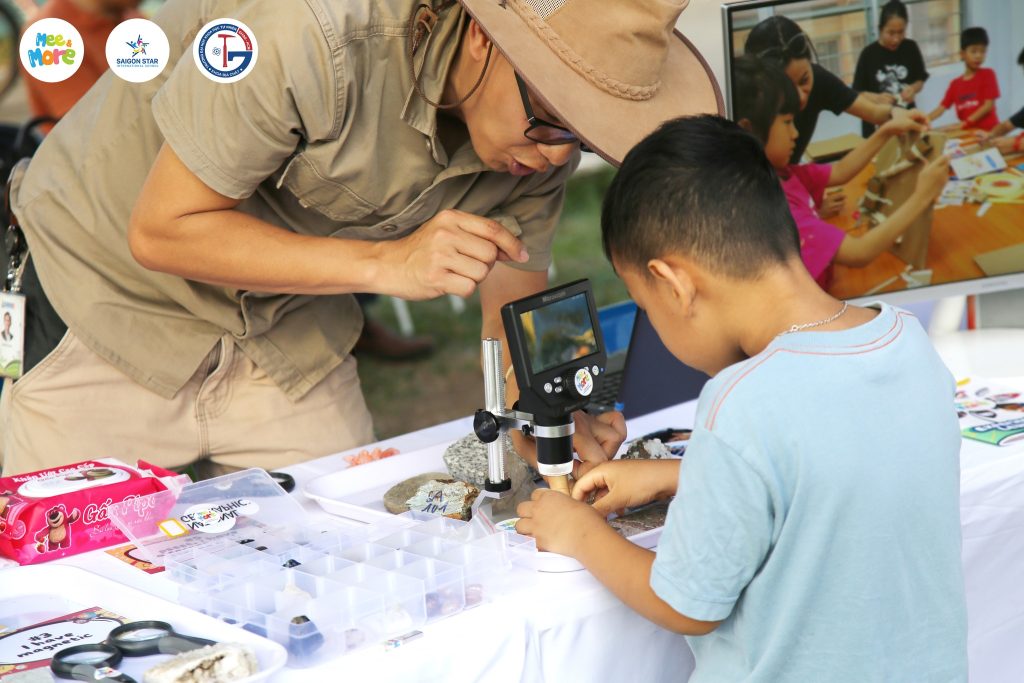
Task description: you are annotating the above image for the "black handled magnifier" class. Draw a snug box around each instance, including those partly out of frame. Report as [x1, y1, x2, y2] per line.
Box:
[267, 470, 296, 493]
[51, 643, 136, 683]
[106, 620, 215, 657]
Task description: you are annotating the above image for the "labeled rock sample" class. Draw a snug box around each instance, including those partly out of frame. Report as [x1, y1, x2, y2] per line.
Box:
[404, 479, 480, 521]
[382, 472, 450, 515]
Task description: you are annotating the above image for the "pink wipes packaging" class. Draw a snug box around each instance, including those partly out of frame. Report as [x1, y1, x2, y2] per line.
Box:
[0, 458, 181, 565]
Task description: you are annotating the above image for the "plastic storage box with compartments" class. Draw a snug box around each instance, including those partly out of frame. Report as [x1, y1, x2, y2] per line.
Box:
[107, 469, 536, 668]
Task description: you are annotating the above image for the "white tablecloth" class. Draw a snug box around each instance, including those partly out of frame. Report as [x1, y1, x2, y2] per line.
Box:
[8, 332, 1024, 682]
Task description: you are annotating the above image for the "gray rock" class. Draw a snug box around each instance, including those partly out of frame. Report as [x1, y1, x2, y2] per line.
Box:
[622, 438, 672, 460]
[443, 433, 536, 489]
[442, 433, 539, 519]
[608, 501, 670, 538]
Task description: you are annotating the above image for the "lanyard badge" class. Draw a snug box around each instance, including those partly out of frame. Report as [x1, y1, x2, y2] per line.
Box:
[1, 223, 27, 379]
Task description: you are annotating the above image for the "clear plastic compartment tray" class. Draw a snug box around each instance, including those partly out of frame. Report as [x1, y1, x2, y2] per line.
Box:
[106, 468, 539, 665]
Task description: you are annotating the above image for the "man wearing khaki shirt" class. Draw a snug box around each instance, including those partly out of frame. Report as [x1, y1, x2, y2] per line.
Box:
[1, 0, 718, 476]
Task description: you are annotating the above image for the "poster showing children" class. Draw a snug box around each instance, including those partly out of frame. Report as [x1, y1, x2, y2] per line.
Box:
[956, 378, 1024, 446]
[0, 294, 25, 379]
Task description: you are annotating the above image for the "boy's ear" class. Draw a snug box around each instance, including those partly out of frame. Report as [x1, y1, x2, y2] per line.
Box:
[737, 117, 754, 133]
[646, 258, 696, 315]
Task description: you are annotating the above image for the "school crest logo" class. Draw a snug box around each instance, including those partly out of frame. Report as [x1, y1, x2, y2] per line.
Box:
[193, 18, 258, 83]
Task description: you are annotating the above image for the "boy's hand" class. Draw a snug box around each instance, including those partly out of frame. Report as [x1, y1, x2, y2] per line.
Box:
[915, 154, 951, 203]
[516, 489, 606, 556]
[899, 86, 916, 103]
[572, 459, 680, 516]
[572, 410, 627, 478]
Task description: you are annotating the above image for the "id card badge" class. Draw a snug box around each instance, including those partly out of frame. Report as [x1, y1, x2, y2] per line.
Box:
[0, 290, 26, 379]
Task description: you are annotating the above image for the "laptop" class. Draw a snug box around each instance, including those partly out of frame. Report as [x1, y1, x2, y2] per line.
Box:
[590, 303, 710, 419]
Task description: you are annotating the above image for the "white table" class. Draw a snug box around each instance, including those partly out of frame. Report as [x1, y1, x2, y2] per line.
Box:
[8, 331, 1024, 682]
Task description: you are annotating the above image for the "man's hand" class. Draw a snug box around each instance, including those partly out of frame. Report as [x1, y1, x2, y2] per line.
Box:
[571, 459, 680, 516]
[817, 190, 846, 219]
[914, 154, 951, 203]
[515, 488, 606, 556]
[382, 209, 530, 300]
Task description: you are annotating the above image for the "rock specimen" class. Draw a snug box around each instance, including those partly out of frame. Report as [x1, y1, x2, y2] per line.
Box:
[382, 472, 450, 515]
[404, 479, 480, 521]
[608, 502, 670, 538]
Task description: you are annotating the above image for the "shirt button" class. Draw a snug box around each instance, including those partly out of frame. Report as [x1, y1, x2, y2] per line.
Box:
[382, 224, 398, 233]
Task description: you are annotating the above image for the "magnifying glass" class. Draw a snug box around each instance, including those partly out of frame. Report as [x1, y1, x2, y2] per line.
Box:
[107, 620, 215, 657]
[50, 643, 135, 682]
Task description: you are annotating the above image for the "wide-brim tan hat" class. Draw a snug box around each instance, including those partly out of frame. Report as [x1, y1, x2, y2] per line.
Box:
[461, 0, 723, 166]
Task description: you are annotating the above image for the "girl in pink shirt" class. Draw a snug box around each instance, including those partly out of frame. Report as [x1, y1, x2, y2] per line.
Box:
[731, 56, 949, 288]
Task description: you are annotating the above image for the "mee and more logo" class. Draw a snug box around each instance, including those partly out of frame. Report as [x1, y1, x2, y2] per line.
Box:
[193, 18, 258, 83]
[19, 18, 83, 83]
[105, 18, 169, 83]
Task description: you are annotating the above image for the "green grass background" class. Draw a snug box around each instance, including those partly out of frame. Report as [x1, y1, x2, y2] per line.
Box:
[360, 166, 629, 439]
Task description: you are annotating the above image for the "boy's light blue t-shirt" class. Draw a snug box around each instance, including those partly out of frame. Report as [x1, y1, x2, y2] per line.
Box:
[651, 304, 967, 682]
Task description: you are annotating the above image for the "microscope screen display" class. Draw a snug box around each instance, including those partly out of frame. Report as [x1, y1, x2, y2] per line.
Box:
[520, 293, 597, 374]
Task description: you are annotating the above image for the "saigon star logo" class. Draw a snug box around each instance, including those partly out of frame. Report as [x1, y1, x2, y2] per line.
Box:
[106, 18, 169, 83]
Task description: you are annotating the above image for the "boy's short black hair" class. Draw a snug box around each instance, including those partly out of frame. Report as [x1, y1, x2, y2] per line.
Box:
[731, 55, 800, 145]
[961, 27, 988, 50]
[601, 115, 800, 280]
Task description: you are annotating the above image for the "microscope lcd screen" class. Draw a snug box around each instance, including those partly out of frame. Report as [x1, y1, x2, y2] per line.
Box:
[519, 293, 597, 374]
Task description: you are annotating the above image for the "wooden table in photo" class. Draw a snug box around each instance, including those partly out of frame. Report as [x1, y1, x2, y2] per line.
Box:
[826, 149, 1024, 300]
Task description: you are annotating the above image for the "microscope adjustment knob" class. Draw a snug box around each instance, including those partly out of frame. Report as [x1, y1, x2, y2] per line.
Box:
[473, 409, 500, 443]
[562, 367, 594, 399]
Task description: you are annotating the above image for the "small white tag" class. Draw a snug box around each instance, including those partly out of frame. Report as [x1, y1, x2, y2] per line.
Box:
[0, 291, 26, 379]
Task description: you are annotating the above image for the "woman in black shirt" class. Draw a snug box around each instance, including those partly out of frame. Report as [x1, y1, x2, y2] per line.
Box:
[853, 1, 929, 137]
[744, 15, 925, 165]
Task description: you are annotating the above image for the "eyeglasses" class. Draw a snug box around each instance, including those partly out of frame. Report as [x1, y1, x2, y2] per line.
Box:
[515, 73, 580, 146]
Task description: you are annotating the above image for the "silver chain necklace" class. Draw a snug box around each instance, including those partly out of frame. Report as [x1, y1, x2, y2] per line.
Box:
[777, 301, 849, 337]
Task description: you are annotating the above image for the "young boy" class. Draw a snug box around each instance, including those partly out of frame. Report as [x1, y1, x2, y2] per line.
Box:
[515, 116, 967, 681]
[928, 27, 1000, 131]
[731, 56, 948, 289]
[980, 46, 1024, 155]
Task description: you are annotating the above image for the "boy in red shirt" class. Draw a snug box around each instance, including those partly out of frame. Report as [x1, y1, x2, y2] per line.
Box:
[928, 27, 999, 131]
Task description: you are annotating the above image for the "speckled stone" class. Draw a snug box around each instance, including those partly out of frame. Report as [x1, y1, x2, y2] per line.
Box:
[443, 433, 537, 489]
[621, 438, 673, 460]
[608, 502, 670, 538]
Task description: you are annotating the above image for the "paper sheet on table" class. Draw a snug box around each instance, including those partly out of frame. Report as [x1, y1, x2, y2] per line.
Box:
[951, 148, 1007, 180]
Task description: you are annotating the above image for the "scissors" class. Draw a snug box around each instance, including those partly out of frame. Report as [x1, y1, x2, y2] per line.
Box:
[51, 621, 215, 682]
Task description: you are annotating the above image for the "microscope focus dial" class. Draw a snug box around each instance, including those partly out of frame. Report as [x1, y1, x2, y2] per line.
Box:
[561, 366, 595, 399]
